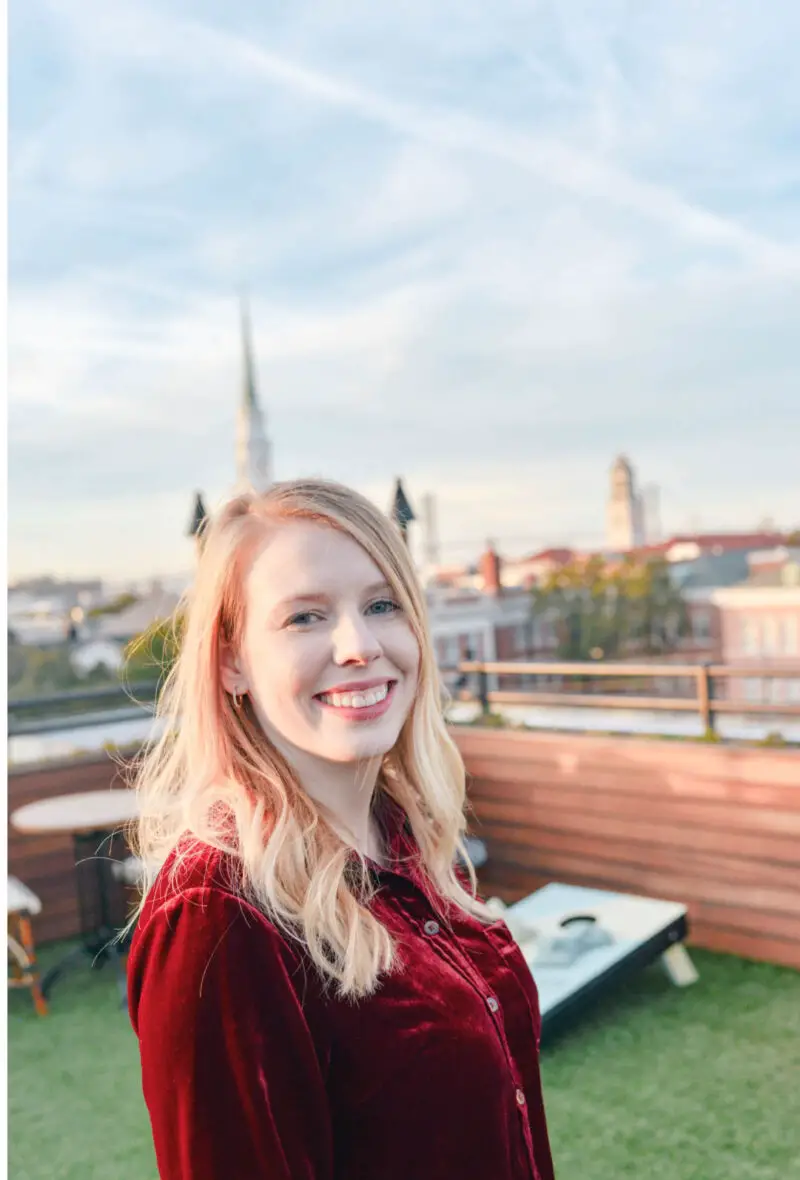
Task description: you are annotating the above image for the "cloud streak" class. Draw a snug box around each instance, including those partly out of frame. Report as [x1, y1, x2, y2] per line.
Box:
[8, 0, 800, 579]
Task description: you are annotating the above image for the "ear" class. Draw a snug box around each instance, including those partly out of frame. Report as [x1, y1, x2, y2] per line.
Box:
[218, 642, 247, 695]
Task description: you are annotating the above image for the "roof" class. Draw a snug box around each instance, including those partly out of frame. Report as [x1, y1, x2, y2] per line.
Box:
[635, 531, 791, 558]
[390, 478, 415, 527]
[91, 589, 182, 642]
[739, 564, 800, 589]
[187, 491, 208, 539]
[518, 548, 575, 564]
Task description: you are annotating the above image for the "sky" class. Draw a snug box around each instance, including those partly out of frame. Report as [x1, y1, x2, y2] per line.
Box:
[8, 0, 800, 581]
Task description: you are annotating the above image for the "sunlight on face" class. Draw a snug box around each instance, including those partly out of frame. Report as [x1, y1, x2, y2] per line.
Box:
[237, 520, 421, 765]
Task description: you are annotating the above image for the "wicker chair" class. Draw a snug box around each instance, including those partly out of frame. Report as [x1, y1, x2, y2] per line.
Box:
[8, 877, 48, 1016]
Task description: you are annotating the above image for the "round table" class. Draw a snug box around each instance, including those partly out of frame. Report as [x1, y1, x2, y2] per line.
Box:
[11, 790, 140, 1007]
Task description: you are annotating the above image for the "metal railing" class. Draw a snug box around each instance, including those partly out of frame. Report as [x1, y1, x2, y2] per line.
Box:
[443, 659, 800, 735]
[8, 681, 161, 736]
[8, 662, 800, 738]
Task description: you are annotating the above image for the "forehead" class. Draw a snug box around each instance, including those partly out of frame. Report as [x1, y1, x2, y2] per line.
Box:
[246, 519, 386, 599]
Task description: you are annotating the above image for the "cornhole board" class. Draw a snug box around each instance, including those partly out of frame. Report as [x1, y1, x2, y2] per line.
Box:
[504, 883, 696, 1044]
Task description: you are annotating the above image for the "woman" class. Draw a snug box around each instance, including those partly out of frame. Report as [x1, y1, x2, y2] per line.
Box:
[125, 477, 555, 1180]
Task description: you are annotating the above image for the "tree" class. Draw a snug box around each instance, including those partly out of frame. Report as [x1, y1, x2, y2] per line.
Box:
[86, 592, 139, 618]
[123, 613, 184, 689]
[530, 554, 690, 663]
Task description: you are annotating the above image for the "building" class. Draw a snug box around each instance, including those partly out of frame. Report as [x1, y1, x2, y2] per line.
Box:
[711, 548, 800, 705]
[87, 584, 182, 644]
[606, 455, 645, 551]
[500, 548, 576, 590]
[427, 542, 561, 697]
[187, 300, 273, 551]
[235, 298, 271, 496]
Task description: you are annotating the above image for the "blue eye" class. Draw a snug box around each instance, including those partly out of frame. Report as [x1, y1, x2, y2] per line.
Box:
[368, 598, 401, 615]
[287, 611, 321, 627]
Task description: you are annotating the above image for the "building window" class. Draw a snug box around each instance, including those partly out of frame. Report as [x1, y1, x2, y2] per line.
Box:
[787, 679, 800, 703]
[693, 609, 712, 642]
[741, 618, 760, 656]
[762, 617, 779, 657]
[744, 678, 762, 703]
[781, 616, 799, 656]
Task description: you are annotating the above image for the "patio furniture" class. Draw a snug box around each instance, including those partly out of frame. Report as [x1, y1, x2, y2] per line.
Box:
[501, 882, 698, 1044]
[111, 855, 147, 888]
[464, 836, 488, 869]
[10, 790, 140, 1010]
[8, 876, 48, 1016]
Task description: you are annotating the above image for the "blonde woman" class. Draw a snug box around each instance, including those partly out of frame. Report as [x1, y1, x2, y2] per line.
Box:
[125, 478, 555, 1180]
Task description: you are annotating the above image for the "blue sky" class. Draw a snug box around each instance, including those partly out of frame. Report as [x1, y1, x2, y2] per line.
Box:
[9, 0, 800, 580]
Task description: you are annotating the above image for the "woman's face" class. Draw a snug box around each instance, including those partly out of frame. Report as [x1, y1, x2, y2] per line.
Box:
[227, 520, 421, 765]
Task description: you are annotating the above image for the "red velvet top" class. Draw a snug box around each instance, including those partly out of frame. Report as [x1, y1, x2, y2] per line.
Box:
[128, 797, 555, 1180]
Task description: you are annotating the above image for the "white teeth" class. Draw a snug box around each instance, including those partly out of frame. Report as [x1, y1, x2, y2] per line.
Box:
[318, 683, 391, 709]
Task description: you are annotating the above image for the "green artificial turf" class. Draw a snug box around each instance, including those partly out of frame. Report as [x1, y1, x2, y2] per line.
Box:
[8, 942, 800, 1179]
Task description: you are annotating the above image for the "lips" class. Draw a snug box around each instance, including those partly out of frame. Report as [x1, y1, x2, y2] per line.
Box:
[314, 677, 395, 696]
[316, 679, 398, 703]
[313, 680, 397, 719]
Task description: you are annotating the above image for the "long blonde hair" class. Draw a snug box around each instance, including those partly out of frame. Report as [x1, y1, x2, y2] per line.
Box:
[123, 477, 494, 998]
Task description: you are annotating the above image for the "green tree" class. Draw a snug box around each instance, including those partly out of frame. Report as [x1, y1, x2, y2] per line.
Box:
[7, 642, 117, 699]
[123, 613, 184, 689]
[86, 592, 139, 618]
[530, 555, 690, 663]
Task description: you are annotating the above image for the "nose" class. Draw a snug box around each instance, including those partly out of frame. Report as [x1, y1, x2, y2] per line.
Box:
[332, 610, 383, 666]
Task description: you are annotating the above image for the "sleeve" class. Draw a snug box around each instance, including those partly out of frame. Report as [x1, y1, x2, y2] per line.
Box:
[128, 887, 333, 1180]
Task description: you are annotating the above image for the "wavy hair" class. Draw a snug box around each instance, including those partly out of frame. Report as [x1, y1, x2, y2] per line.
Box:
[122, 477, 495, 998]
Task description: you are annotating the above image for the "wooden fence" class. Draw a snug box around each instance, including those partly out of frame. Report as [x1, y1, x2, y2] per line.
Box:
[452, 726, 800, 970]
[8, 753, 131, 944]
[8, 729, 800, 969]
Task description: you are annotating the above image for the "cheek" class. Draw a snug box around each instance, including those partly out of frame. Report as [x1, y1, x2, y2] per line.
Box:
[390, 624, 421, 680]
[243, 636, 317, 708]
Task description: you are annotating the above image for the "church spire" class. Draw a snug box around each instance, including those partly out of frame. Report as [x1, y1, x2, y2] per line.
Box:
[235, 295, 272, 495]
[241, 294, 258, 412]
[389, 477, 415, 546]
[187, 490, 209, 559]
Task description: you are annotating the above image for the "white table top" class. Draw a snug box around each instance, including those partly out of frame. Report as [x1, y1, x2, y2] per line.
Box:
[11, 789, 139, 836]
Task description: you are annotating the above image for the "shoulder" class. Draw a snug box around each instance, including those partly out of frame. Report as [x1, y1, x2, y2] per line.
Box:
[128, 841, 310, 1027]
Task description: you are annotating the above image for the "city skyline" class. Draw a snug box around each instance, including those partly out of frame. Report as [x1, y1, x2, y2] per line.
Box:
[9, 1, 800, 581]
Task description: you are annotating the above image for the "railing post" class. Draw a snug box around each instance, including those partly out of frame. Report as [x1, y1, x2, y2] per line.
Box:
[696, 662, 715, 736]
[477, 664, 490, 716]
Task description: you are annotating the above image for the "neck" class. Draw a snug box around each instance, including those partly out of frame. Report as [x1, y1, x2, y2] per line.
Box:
[277, 745, 386, 863]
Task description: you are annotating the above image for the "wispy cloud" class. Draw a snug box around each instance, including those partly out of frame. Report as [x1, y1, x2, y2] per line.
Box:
[8, 0, 800, 578]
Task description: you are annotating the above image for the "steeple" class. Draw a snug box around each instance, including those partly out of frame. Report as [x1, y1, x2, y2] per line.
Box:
[606, 453, 644, 551]
[389, 477, 415, 546]
[241, 296, 258, 411]
[235, 295, 272, 494]
[187, 490, 209, 557]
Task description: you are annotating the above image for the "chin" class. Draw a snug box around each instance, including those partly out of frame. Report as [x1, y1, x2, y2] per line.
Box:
[323, 732, 399, 763]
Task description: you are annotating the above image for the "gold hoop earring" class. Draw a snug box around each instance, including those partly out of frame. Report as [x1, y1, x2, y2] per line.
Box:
[232, 689, 243, 710]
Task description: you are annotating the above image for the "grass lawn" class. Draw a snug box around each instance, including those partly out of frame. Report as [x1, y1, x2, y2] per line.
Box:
[8, 941, 800, 1179]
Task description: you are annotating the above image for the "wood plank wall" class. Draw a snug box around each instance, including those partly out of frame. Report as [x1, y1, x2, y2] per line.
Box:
[10, 733, 800, 970]
[8, 754, 134, 944]
[453, 727, 800, 971]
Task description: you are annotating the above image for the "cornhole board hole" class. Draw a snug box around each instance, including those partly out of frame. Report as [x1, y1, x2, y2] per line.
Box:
[503, 883, 697, 1044]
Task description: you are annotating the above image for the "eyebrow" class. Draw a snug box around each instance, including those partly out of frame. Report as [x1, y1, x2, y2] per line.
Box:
[273, 580, 394, 613]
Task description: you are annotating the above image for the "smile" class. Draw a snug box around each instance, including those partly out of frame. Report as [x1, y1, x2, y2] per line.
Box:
[316, 681, 394, 710]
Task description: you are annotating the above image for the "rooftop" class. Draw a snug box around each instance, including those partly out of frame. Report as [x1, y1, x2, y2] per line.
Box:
[9, 941, 799, 1179]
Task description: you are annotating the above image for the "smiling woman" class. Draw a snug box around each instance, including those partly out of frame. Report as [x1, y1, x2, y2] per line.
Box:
[122, 477, 555, 1180]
